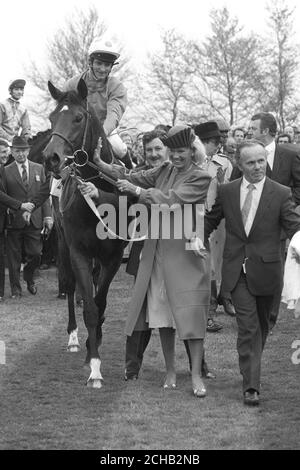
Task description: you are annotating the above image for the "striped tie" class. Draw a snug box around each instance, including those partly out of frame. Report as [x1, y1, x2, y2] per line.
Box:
[21, 163, 28, 187]
[241, 183, 256, 227]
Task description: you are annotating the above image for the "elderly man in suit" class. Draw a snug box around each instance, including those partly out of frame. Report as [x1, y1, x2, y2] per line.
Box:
[205, 140, 300, 406]
[0, 138, 35, 300]
[2, 136, 52, 298]
[231, 112, 300, 327]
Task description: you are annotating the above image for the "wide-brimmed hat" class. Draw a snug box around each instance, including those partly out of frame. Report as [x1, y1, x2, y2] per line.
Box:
[9, 79, 26, 91]
[161, 125, 194, 149]
[194, 121, 221, 140]
[11, 136, 30, 149]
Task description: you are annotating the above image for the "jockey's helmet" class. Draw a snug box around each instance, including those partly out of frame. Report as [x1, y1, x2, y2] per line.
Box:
[88, 36, 120, 64]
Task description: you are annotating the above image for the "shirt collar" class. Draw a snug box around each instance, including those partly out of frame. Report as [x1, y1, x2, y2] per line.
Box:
[265, 140, 275, 154]
[16, 159, 29, 169]
[8, 97, 20, 104]
[241, 176, 266, 190]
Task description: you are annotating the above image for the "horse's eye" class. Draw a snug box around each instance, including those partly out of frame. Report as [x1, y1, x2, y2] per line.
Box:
[75, 114, 84, 123]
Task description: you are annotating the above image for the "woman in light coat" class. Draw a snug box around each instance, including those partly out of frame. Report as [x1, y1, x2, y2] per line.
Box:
[82, 125, 211, 397]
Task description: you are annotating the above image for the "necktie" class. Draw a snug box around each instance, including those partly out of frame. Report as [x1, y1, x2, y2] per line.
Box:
[21, 163, 28, 187]
[241, 183, 256, 227]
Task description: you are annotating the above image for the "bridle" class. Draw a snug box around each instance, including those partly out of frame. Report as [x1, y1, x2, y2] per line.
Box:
[50, 101, 117, 187]
[50, 100, 147, 242]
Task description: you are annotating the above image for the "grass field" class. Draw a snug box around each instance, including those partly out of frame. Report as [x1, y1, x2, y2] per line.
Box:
[0, 264, 299, 450]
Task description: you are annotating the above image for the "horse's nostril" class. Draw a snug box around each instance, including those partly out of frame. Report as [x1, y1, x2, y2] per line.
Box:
[51, 153, 60, 166]
[45, 153, 60, 171]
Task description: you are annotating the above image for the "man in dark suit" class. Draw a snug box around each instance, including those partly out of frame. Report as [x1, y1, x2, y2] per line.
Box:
[2, 136, 52, 298]
[205, 140, 300, 406]
[0, 138, 35, 300]
[231, 112, 300, 326]
[247, 113, 300, 203]
[231, 112, 300, 202]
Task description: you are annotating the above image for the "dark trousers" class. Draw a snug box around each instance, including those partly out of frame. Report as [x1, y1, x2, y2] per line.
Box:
[41, 226, 57, 266]
[231, 273, 273, 393]
[210, 279, 232, 308]
[125, 330, 210, 378]
[6, 226, 42, 295]
[0, 232, 5, 297]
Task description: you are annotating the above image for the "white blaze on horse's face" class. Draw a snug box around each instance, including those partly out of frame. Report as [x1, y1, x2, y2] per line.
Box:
[60, 105, 69, 112]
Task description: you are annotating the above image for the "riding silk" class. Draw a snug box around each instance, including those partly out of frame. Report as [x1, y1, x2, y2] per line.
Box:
[63, 70, 127, 137]
[0, 97, 32, 142]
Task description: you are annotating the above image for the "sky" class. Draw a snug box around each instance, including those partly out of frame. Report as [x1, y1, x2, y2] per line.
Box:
[1, 0, 299, 129]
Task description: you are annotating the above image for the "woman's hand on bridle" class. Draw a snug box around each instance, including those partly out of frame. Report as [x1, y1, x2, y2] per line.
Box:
[116, 179, 137, 195]
[78, 181, 99, 200]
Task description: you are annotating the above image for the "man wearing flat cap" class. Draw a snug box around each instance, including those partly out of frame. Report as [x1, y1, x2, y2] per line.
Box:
[2, 136, 52, 298]
[0, 79, 32, 143]
[195, 121, 236, 321]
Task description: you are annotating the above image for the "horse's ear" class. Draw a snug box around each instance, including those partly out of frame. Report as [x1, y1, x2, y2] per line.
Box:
[48, 81, 64, 101]
[77, 78, 88, 100]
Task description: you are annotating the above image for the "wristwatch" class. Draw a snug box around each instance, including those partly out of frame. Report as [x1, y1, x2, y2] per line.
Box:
[135, 186, 141, 196]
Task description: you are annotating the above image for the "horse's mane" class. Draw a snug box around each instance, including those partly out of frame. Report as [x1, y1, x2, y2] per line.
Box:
[28, 129, 52, 144]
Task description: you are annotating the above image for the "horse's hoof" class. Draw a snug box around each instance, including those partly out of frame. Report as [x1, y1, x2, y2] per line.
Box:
[86, 379, 102, 389]
[67, 345, 81, 352]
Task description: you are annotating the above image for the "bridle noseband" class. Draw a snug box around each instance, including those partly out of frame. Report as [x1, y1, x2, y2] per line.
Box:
[50, 101, 117, 187]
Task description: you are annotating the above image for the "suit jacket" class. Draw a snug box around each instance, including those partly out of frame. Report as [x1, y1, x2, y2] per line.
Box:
[3, 160, 51, 229]
[0, 166, 21, 233]
[205, 177, 300, 296]
[231, 143, 300, 205]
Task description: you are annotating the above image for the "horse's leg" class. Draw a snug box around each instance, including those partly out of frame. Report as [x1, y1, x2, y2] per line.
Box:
[54, 204, 80, 352]
[94, 246, 124, 351]
[92, 257, 101, 293]
[70, 249, 103, 388]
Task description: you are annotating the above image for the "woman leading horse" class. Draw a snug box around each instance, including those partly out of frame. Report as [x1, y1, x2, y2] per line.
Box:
[81, 125, 212, 397]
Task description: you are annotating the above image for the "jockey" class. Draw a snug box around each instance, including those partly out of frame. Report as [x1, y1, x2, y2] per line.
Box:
[0, 79, 32, 143]
[63, 35, 128, 160]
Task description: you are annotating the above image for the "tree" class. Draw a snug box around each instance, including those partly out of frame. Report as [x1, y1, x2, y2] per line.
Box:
[258, 0, 300, 129]
[189, 7, 263, 125]
[131, 29, 196, 127]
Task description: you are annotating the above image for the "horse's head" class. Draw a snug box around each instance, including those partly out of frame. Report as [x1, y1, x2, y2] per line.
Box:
[44, 78, 102, 176]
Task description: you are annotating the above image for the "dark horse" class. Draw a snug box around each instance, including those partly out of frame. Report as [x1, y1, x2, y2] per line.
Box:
[43, 78, 128, 388]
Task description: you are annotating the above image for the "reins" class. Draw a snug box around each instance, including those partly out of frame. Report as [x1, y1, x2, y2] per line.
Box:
[50, 101, 147, 242]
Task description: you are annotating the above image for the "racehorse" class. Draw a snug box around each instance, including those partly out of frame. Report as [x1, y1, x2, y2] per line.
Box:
[43, 78, 129, 388]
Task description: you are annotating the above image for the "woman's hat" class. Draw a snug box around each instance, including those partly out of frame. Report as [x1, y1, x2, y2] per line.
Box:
[161, 125, 194, 149]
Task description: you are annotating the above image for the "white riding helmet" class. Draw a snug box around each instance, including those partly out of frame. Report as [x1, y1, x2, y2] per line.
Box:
[88, 36, 120, 64]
